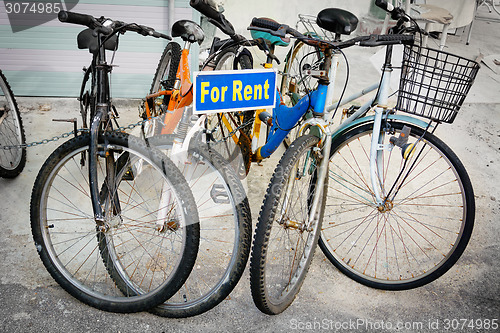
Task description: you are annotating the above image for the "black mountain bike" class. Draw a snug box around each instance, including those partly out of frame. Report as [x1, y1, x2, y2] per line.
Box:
[30, 11, 200, 313]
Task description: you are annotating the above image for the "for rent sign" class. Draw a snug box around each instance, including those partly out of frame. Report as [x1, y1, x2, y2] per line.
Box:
[193, 69, 277, 114]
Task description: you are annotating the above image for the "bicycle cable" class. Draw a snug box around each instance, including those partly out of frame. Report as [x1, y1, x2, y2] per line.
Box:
[330, 48, 349, 120]
[383, 121, 431, 206]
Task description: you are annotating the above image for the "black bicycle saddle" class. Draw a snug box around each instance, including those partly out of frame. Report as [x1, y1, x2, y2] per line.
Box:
[316, 8, 358, 35]
[77, 28, 118, 54]
[172, 20, 204, 45]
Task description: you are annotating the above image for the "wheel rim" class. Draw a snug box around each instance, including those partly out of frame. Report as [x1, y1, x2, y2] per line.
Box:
[38, 142, 189, 303]
[0, 79, 23, 171]
[321, 125, 469, 285]
[265, 147, 320, 305]
[158, 151, 241, 310]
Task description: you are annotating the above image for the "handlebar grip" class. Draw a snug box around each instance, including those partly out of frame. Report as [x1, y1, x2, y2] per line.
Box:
[151, 30, 172, 40]
[190, 0, 235, 36]
[58, 11, 96, 28]
[375, 0, 395, 12]
[379, 34, 414, 44]
[359, 34, 414, 47]
[251, 17, 282, 31]
[190, 0, 220, 21]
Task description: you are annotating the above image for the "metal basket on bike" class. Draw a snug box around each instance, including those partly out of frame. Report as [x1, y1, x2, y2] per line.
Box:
[396, 45, 480, 124]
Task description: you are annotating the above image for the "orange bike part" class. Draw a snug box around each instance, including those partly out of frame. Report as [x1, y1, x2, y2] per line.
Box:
[144, 90, 172, 119]
[160, 48, 193, 135]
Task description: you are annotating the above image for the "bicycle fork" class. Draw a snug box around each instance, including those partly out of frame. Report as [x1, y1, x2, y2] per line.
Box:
[307, 131, 331, 230]
[370, 65, 392, 208]
[89, 104, 107, 228]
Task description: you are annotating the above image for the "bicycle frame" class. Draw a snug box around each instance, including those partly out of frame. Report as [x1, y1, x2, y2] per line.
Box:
[143, 40, 213, 166]
[250, 41, 432, 211]
[255, 83, 328, 159]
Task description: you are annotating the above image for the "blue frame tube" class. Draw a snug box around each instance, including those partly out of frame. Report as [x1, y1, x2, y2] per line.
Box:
[258, 85, 327, 159]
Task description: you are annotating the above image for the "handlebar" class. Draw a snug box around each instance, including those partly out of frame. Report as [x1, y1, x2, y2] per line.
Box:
[58, 11, 171, 40]
[190, 0, 236, 37]
[375, 0, 408, 22]
[375, 0, 395, 12]
[250, 17, 302, 39]
[249, 17, 414, 49]
[359, 34, 414, 47]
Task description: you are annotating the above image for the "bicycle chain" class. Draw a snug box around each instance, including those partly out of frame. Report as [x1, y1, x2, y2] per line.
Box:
[0, 117, 153, 150]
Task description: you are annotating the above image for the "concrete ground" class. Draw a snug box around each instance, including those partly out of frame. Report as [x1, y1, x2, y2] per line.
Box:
[1, 8, 499, 333]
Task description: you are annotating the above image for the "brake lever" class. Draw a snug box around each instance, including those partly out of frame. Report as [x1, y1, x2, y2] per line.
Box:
[92, 25, 113, 36]
[91, 17, 113, 36]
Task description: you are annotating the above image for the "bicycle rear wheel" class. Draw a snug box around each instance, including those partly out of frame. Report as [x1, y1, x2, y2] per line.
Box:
[144, 42, 182, 137]
[205, 47, 254, 176]
[150, 42, 182, 95]
[30, 132, 199, 313]
[319, 121, 475, 290]
[250, 135, 325, 315]
[145, 135, 252, 317]
[0, 70, 26, 178]
[281, 40, 323, 107]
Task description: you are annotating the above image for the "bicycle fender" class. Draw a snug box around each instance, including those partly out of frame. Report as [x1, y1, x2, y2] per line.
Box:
[331, 114, 431, 142]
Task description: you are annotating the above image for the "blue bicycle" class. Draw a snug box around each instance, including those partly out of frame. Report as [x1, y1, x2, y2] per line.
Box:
[248, 0, 478, 315]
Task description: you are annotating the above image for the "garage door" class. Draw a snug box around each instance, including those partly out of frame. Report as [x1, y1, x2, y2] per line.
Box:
[0, 0, 197, 98]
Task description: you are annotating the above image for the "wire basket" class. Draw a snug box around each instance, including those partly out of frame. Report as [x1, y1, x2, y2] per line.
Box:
[396, 45, 480, 123]
[296, 14, 336, 41]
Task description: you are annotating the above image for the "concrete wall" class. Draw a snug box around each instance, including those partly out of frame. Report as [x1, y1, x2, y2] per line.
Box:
[0, 0, 194, 98]
[219, 0, 373, 36]
[206, 0, 376, 69]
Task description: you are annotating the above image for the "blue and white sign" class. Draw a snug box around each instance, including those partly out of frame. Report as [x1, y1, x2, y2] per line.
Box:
[193, 69, 277, 114]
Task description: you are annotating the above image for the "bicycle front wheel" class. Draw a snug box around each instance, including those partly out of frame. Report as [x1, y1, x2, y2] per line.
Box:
[0, 70, 26, 178]
[30, 132, 199, 313]
[319, 121, 475, 290]
[250, 135, 325, 315]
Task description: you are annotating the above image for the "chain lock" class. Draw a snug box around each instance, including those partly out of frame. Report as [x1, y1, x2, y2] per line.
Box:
[0, 117, 159, 150]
